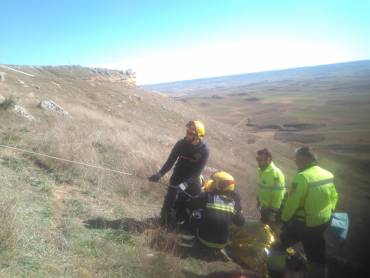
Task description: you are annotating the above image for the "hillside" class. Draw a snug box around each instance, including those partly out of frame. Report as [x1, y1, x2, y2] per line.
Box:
[144, 60, 370, 276]
[0, 65, 266, 277]
[0, 63, 366, 277]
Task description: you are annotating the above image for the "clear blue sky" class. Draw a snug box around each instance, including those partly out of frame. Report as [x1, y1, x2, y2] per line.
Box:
[1, 0, 369, 84]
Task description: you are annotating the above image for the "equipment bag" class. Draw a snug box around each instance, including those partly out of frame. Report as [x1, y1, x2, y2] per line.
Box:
[329, 212, 349, 240]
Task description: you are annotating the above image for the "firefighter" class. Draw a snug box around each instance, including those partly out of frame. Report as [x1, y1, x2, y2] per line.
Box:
[148, 120, 209, 227]
[256, 148, 286, 225]
[268, 147, 338, 278]
[189, 171, 245, 253]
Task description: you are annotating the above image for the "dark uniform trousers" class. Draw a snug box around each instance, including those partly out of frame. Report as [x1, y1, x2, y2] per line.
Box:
[160, 177, 201, 226]
[280, 219, 330, 264]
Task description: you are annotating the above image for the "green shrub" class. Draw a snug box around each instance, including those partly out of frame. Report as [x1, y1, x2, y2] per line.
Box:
[0, 97, 16, 110]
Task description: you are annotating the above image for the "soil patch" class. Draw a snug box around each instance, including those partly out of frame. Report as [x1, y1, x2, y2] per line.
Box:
[325, 144, 370, 153]
[211, 95, 224, 99]
[247, 122, 325, 132]
[244, 97, 259, 101]
[283, 123, 326, 130]
[229, 92, 249, 96]
[274, 132, 325, 143]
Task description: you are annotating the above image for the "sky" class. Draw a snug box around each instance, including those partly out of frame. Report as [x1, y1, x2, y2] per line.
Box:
[0, 0, 369, 84]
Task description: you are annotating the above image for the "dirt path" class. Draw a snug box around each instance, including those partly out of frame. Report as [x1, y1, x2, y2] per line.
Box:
[233, 116, 249, 128]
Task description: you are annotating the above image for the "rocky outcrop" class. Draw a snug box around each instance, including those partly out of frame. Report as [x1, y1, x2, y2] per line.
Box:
[17, 79, 28, 87]
[0, 72, 6, 82]
[128, 94, 142, 104]
[90, 68, 136, 85]
[13, 105, 34, 121]
[38, 100, 71, 118]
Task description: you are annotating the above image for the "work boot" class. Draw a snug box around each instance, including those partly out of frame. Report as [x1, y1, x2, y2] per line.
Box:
[306, 262, 328, 278]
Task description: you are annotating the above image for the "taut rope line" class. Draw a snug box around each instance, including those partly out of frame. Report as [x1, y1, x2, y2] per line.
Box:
[0, 144, 133, 176]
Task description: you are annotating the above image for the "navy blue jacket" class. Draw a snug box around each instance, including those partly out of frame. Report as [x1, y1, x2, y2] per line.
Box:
[159, 138, 209, 186]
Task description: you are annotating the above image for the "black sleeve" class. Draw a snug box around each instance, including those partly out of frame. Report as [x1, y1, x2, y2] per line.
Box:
[185, 144, 209, 183]
[232, 191, 245, 226]
[158, 140, 183, 175]
[188, 192, 208, 210]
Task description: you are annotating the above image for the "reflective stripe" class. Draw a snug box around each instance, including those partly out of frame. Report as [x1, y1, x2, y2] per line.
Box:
[178, 242, 193, 248]
[258, 184, 285, 191]
[206, 203, 235, 214]
[180, 234, 195, 240]
[197, 229, 226, 249]
[305, 206, 332, 217]
[295, 177, 334, 223]
[309, 178, 334, 187]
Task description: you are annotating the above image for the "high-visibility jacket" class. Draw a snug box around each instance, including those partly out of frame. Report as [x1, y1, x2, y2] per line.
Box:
[281, 164, 338, 227]
[257, 162, 286, 210]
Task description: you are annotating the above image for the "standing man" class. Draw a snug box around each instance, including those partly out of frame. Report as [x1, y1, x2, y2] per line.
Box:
[269, 147, 338, 278]
[256, 148, 286, 225]
[148, 120, 209, 227]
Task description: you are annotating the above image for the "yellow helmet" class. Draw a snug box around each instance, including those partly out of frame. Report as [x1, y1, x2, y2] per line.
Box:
[203, 171, 236, 192]
[186, 120, 205, 139]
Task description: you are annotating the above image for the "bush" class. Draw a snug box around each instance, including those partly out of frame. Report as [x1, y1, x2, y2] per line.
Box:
[0, 97, 16, 110]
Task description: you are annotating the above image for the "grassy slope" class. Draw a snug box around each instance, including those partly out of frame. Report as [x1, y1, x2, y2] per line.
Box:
[0, 66, 260, 277]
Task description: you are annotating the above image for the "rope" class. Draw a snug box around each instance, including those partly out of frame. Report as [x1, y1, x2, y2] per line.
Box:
[0, 144, 189, 192]
[0, 144, 133, 176]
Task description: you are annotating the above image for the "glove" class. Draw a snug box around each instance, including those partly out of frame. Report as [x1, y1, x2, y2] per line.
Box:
[178, 182, 189, 191]
[148, 172, 162, 182]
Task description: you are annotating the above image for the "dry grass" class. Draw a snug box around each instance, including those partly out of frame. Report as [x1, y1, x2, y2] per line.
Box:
[0, 198, 18, 251]
[143, 227, 179, 255]
[141, 227, 183, 278]
[0, 65, 267, 277]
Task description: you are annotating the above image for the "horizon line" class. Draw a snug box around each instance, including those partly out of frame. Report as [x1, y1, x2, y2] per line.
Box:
[1, 58, 369, 86]
[139, 58, 370, 86]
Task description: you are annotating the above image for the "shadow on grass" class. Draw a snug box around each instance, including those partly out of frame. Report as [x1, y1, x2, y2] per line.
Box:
[83, 216, 234, 264]
[181, 270, 251, 278]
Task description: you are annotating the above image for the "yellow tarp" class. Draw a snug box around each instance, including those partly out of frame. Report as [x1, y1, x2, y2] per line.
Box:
[227, 220, 275, 277]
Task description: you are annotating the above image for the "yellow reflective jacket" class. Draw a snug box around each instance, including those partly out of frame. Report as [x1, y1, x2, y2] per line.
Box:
[281, 164, 338, 227]
[257, 162, 286, 210]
